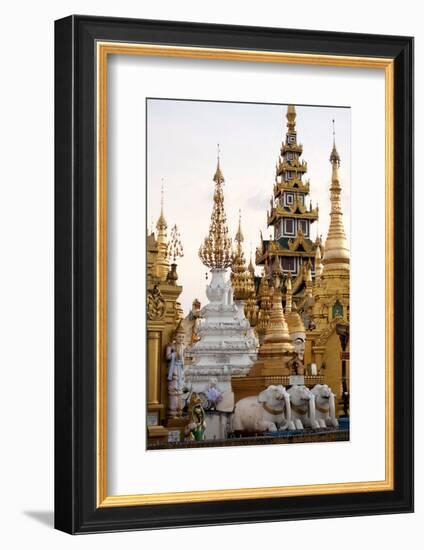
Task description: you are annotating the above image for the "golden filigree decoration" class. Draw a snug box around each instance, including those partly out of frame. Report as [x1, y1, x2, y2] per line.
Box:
[147, 284, 166, 320]
[198, 152, 233, 270]
[167, 224, 184, 263]
[288, 228, 313, 252]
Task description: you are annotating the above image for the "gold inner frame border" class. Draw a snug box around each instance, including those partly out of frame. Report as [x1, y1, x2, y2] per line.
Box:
[96, 42, 394, 508]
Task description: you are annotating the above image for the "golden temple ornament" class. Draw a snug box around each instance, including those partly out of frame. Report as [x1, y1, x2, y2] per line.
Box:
[231, 211, 255, 301]
[167, 223, 184, 263]
[198, 149, 233, 270]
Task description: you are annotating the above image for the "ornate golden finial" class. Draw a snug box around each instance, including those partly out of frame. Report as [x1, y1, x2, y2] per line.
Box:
[272, 255, 283, 288]
[248, 242, 255, 277]
[199, 152, 233, 269]
[213, 143, 224, 184]
[155, 180, 169, 280]
[156, 179, 167, 231]
[330, 119, 340, 164]
[231, 211, 255, 301]
[286, 105, 297, 132]
[235, 209, 244, 250]
[323, 132, 349, 272]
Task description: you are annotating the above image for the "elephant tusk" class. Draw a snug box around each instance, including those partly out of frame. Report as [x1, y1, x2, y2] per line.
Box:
[329, 392, 336, 420]
[309, 394, 317, 427]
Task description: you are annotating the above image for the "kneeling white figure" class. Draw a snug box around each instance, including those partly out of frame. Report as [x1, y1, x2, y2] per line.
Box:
[287, 384, 320, 430]
[232, 385, 295, 433]
[311, 384, 338, 428]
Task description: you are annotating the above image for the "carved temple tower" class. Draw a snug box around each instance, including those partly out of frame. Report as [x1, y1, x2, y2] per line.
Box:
[256, 105, 320, 303]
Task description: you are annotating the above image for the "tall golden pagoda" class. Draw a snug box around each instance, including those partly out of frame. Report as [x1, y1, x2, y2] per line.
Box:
[306, 130, 350, 396]
[256, 105, 320, 301]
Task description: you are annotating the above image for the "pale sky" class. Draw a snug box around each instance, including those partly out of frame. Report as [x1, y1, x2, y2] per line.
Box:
[147, 99, 351, 315]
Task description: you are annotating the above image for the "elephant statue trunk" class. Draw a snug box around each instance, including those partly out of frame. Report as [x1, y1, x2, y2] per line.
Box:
[283, 391, 295, 431]
[308, 393, 318, 429]
[329, 392, 336, 421]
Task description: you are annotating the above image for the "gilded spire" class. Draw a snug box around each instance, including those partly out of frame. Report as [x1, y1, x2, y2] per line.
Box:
[284, 271, 306, 336]
[199, 151, 233, 270]
[231, 211, 255, 301]
[155, 180, 169, 280]
[213, 143, 224, 184]
[286, 104, 297, 132]
[259, 280, 293, 353]
[285, 301, 305, 335]
[156, 180, 167, 233]
[248, 243, 255, 277]
[235, 209, 244, 252]
[330, 119, 340, 164]
[271, 254, 283, 283]
[323, 126, 349, 271]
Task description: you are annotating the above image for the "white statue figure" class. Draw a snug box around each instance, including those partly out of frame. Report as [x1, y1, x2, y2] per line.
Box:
[232, 385, 295, 433]
[311, 384, 338, 428]
[166, 323, 186, 418]
[287, 385, 319, 430]
[205, 377, 224, 410]
[292, 335, 305, 361]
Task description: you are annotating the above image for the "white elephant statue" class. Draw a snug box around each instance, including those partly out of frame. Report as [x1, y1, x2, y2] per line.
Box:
[311, 384, 338, 428]
[232, 385, 295, 433]
[287, 385, 319, 430]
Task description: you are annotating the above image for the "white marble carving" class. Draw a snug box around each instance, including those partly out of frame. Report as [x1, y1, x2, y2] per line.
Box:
[232, 385, 295, 433]
[185, 268, 257, 423]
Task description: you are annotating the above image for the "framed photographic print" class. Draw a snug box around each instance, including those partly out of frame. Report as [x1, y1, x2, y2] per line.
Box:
[54, 15, 414, 533]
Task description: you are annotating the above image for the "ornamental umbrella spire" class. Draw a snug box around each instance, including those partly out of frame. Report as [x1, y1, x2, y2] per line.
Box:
[323, 121, 349, 272]
[156, 179, 167, 233]
[199, 147, 233, 269]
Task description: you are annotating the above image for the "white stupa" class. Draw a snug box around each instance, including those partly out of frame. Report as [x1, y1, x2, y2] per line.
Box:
[185, 153, 257, 425]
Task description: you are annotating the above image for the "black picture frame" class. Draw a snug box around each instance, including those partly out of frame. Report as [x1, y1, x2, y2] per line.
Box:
[55, 15, 414, 534]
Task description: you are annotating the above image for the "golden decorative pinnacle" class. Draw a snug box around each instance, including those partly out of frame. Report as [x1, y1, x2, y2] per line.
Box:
[213, 143, 225, 184]
[286, 105, 297, 132]
[330, 119, 340, 164]
[323, 131, 349, 270]
[235, 209, 244, 251]
[199, 150, 233, 269]
[231, 211, 255, 301]
[156, 180, 167, 231]
[260, 281, 293, 352]
[248, 242, 255, 277]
